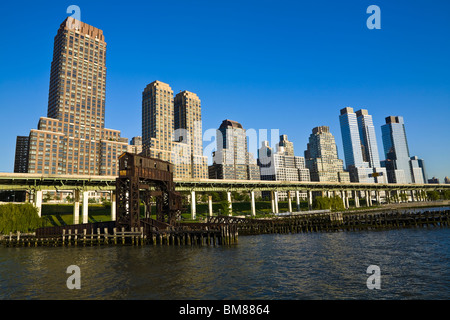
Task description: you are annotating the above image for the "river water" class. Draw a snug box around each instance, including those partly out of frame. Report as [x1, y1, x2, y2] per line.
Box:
[1, 223, 449, 300]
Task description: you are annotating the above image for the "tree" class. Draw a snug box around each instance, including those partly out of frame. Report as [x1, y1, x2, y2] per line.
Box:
[220, 200, 231, 216]
[43, 192, 52, 203]
[427, 190, 440, 201]
[0, 203, 42, 233]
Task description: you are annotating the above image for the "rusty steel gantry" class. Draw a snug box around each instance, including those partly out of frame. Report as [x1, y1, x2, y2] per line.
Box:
[115, 152, 183, 231]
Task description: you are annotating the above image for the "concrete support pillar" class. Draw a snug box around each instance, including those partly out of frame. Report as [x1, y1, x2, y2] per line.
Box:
[287, 191, 292, 213]
[369, 190, 373, 206]
[250, 191, 256, 216]
[208, 195, 213, 216]
[345, 191, 349, 209]
[274, 191, 279, 214]
[82, 191, 89, 224]
[191, 190, 196, 220]
[308, 190, 313, 210]
[341, 191, 346, 209]
[376, 191, 381, 205]
[271, 191, 275, 213]
[227, 191, 232, 216]
[295, 191, 300, 211]
[354, 190, 360, 208]
[73, 189, 80, 224]
[29, 189, 35, 204]
[410, 190, 415, 202]
[364, 190, 370, 207]
[111, 191, 116, 221]
[35, 190, 43, 217]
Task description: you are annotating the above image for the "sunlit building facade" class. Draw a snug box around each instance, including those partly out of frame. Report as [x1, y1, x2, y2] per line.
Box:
[304, 126, 350, 183]
[142, 80, 208, 179]
[339, 107, 386, 183]
[209, 120, 260, 180]
[18, 17, 128, 175]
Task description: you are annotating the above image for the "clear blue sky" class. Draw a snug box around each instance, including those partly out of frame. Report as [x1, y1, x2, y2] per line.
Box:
[0, 0, 449, 180]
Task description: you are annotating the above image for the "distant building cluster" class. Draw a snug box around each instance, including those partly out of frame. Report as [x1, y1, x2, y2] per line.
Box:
[13, 17, 446, 185]
[208, 120, 260, 180]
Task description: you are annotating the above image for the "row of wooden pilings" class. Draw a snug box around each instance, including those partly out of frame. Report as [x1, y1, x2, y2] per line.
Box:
[0, 224, 238, 247]
[237, 210, 450, 235]
[1, 210, 448, 247]
[342, 209, 450, 231]
[237, 213, 345, 235]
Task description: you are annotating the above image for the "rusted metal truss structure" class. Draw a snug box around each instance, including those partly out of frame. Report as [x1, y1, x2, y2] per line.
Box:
[116, 152, 183, 231]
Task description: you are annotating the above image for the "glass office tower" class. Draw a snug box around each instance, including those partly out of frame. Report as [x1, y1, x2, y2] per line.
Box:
[381, 116, 413, 183]
[339, 108, 386, 183]
[356, 109, 381, 168]
[339, 107, 366, 169]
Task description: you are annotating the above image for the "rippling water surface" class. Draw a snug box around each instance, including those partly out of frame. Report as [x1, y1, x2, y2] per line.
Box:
[1, 227, 449, 300]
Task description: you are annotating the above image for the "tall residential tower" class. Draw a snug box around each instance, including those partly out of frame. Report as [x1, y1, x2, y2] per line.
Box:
[18, 17, 128, 175]
[142, 80, 208, 179]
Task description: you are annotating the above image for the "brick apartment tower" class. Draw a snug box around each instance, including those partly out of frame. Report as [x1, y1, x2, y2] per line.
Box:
[17, 17, 128, 175]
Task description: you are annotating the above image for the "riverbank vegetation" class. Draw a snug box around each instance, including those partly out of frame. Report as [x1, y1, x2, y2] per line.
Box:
[0, 203, 42, 234]
[1, 188, 449, 232]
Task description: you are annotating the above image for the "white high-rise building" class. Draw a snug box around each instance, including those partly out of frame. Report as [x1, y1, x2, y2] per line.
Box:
[259, 135, 310, 200]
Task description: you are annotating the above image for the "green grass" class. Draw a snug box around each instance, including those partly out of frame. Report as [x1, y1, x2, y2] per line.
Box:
[24, 199, 450, 229]
[40, 204, 112, 227]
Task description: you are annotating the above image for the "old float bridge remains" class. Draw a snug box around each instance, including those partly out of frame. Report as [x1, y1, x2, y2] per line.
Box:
[31, 153, 237, 246]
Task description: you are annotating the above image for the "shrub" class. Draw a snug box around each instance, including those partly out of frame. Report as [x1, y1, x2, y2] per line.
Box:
[313, 196, 345, 211]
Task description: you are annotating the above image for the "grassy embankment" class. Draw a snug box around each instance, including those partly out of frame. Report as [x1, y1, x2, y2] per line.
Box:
[1, 199, 448, 233]
[38, 200, 315, 226]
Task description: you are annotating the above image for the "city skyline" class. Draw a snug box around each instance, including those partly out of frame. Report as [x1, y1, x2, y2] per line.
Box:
[1, 1, 449, 181]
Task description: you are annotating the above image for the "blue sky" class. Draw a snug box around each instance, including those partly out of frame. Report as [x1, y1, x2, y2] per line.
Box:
[0, 0, 449, 180]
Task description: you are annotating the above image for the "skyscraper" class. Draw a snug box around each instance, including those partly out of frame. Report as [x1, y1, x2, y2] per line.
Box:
[304, 126, 350, 182]
[142, 80, 208, 179]
[356, 109, 381, 168]
[381, 116, 425, 184]
[209, 120, 260, 180]
[277, 134, 294, 156]
[19, 17, 128, 175]
[339, 107, 366, 169]
[13, 136, 29, 173]
[409, 156, 425, 184]
[174, 90, 208, 179]
[127, 136, 143, 154]
[339, 108, 387, 183]
[142, 81, 174, 161]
